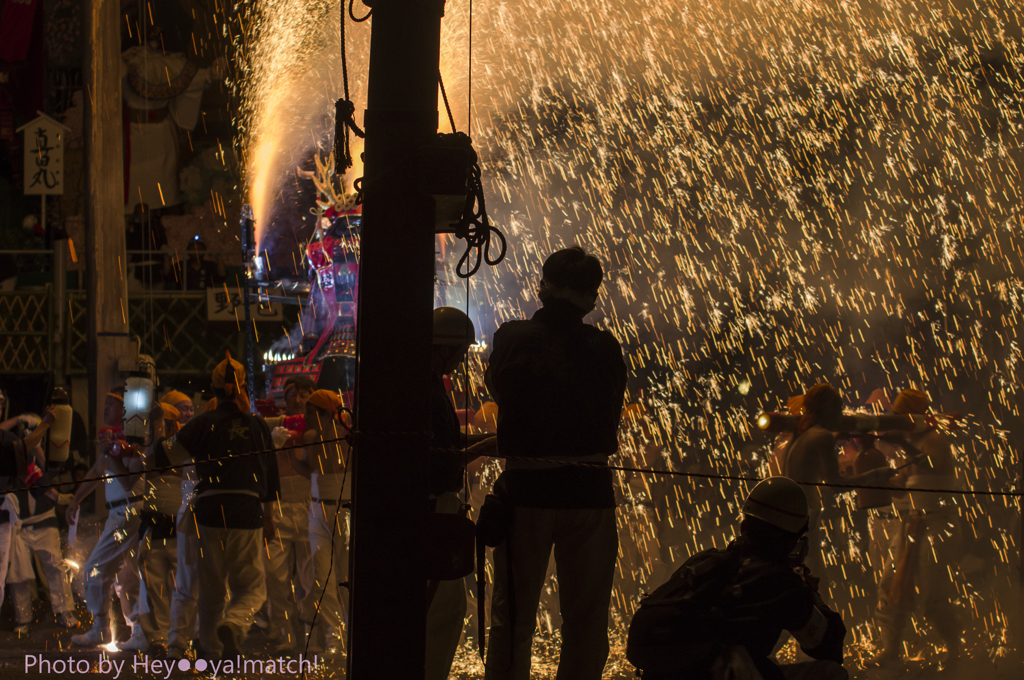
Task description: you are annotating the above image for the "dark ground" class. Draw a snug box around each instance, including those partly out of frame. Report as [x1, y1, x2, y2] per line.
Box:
[0, 598, 1019, 680]
[0, 523, 1017, 680]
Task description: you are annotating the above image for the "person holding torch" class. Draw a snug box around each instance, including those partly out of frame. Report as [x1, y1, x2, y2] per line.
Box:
[781, 384, 896, 574]
[869, 389, 964, 668]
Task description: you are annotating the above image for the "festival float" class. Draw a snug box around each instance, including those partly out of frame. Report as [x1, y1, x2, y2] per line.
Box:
[253, 153, 361, 413]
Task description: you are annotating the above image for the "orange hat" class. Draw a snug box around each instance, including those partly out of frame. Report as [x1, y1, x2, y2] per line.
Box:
[798, 383, 841, 433]
[892, 389, 929, 415]
[211, 352, 251, 411]
[622, 403, 646, 424]
[307, 389, 344, 417]
[204, 397, 218, 413]
[160, 403, 181, 421]
[159, 403, 181, 436]
[473, 401, 499, 433]
[161, 390, 191, 408]
[212, 352, 246, 389]
[803, 383, 841, 414]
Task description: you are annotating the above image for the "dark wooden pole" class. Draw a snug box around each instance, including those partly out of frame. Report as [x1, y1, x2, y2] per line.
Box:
[348, 0, 443, 677]
[84, 0, 129, 450]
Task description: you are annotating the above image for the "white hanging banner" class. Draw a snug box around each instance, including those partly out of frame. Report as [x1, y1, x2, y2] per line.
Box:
[17, 111, 69, 196]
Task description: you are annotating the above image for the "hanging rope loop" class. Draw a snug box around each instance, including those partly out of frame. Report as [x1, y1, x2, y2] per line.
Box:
[434, 131, 507, 278]
[349, 0, 372, 22]
[334, 98, 365, 173]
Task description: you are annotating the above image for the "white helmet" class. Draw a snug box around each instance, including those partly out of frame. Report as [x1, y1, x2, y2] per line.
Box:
[433, 307, 476, 346]
[742, 477, 809, 534]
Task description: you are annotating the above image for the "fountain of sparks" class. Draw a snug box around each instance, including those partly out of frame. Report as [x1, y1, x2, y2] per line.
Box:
[238, 0, 369, 257]
[236, 0, 1023, 675]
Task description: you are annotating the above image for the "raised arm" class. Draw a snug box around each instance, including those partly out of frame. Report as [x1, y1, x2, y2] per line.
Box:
[65, 456, 106, 523]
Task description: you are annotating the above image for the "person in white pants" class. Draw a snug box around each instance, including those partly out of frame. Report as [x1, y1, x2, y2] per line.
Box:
[260, 375, 316, 651]
[8, 466, 80, 634]
[263, 459, 314, 652]
[67, 389, 145, 647]
[165, 356, 279, 660]
[0, 496, 15, 599]
[0, 401, 57, 617]
[0, 501, 13, 612]
[166, 457, 199, 659]
[292, 390, 351, 655]
[119, 403, 184, 652]
[163, 392, 200, 660]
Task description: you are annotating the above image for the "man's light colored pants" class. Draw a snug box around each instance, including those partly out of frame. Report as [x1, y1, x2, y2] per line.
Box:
[425, 492, 468, 680]
[83, 505, 141, 625]
[0, 520, 12, 610]
[138, 531, 177, 645]
[9, 522, 74, 622]
[263, 501, 314, 644]
[869, 510, 963, 653]
[301, 502, 348, 645]
[168, 509, 199, 655]
[195, 524, 266, 656]
[485, 506, 617, 680]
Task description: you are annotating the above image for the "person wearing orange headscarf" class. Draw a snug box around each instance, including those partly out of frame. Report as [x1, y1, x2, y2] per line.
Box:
[115, 401, 186, 652]
[257, 387, 317, 654]
[161, 390, 194, 426]
[767, 395, 805, 477]
[164, 352, 280, 659]
[782, 384, 895, 574]
[869, 389, 963, 668]
[289, 388, 351, 654]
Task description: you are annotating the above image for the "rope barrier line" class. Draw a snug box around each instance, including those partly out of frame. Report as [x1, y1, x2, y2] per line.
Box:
[488, 455, 1023, 498]
[7, 435, 350, 496]
[13, 435, 1020, 499]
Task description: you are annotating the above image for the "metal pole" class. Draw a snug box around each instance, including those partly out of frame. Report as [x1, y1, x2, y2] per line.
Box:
[348, 0, 444, 676]
[241, 205, 257, 411]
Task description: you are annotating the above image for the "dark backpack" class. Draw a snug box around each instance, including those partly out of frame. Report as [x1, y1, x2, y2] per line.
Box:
[626, 548, 745, 675]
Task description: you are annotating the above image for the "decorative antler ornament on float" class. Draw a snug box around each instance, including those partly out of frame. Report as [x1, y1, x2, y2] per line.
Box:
[300, 152, 362, 365]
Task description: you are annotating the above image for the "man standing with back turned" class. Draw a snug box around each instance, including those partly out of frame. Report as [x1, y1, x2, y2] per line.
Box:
[485, 247, 627, 680]
[165, 354, 280, 660]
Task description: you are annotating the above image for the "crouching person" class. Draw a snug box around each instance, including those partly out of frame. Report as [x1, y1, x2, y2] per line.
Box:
[627, 477, 847, 680]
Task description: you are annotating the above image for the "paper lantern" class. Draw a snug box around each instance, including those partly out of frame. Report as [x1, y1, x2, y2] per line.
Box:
[123, 372, 154, 444]
[48, 387, 73, 463]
